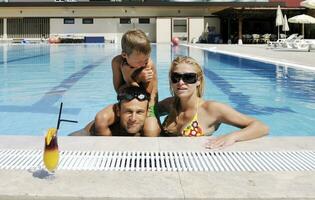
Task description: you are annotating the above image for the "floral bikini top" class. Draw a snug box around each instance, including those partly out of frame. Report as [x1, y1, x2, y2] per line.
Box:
[163, 101, 204, 137]
[181, 112, 204, 137]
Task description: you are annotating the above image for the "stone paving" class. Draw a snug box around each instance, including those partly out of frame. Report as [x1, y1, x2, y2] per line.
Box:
[189, 44, 315, 71]
[0, 136, 315, 199]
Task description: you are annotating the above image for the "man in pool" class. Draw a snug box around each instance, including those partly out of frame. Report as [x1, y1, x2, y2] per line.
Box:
[70, 86, 149, 136]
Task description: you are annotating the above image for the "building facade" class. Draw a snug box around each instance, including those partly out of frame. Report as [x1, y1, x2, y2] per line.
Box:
[0, 0, 310, 43]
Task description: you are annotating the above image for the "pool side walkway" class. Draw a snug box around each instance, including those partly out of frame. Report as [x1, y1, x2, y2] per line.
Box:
[187, 44, 315, 71]
[0, 136, 315, 200]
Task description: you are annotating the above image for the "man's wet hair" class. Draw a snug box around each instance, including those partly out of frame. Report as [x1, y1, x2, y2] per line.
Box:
[117, 86, 150, 105]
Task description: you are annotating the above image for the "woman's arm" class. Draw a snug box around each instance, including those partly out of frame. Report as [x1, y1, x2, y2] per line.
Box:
[157, 97, 174, 116]
[205, 101, 269, 149]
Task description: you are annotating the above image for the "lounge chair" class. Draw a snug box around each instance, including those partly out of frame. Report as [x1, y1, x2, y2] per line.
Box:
[261, 33, 271, 44]
[242, 34, 253, 44]
[12, 38, 24, 43]
[252, 34, 260, 44]
[273, 38, 311, 52]
[294, 40, 312, 52]
[280, 33, 286, 39]
[267, 33, 298, 48]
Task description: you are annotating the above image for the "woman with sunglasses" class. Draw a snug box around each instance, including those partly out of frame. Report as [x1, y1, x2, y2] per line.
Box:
[158, 56, 269, 149]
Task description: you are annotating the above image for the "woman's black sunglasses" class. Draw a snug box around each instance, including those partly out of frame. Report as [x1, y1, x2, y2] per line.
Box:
[117, 92, 150, 102]
[171, 72, 198, 84]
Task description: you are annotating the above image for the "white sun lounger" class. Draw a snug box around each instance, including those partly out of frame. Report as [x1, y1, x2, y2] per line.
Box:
[267, 33, 299, 49]
[273, 39, 312, 52]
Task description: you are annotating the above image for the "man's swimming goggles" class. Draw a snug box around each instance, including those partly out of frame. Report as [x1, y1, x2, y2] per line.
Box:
[117, 91, 150, 102]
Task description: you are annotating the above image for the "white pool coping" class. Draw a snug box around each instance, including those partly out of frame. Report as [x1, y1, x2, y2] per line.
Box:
[184, 43, 315, 72]
[0, 136, 315, 199]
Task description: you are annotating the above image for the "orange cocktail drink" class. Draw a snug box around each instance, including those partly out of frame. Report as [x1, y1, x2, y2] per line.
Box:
[43, 128, 59, 172]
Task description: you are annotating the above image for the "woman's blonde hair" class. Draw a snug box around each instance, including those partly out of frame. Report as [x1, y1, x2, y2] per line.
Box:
[169, 56, 204, 98]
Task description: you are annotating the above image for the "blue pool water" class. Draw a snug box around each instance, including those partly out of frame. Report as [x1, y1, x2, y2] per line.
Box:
[0, 44, 314, 136]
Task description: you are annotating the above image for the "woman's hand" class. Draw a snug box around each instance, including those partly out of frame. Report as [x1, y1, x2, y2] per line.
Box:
[205, 133, 237, 149]
[204, 102, 269, 148]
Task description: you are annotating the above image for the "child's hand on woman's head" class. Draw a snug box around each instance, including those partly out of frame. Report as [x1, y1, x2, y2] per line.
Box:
[205, 134, 238, 149]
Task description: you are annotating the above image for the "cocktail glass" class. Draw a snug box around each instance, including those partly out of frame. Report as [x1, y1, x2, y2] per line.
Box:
[43, 128, 59, 173]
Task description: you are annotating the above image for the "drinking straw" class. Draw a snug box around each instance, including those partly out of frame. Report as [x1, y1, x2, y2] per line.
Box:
[56, 102, 78, 130]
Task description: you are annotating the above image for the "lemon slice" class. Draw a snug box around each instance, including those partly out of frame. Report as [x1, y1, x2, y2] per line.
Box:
[45, 128, 57, 145]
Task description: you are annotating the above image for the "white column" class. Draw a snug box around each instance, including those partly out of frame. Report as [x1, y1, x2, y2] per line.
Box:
[156, 18, 171, 43]
[188, 18, 204, 43]
[3, 18, 7, 40]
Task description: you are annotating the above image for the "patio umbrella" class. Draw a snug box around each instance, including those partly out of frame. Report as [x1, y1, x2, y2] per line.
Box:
[288, 14, 315, 37]
[276, 5, 284, 40]
[301, 0, 315, 9]
[204, 22, 209, 33]
[282, 14, 290, 36]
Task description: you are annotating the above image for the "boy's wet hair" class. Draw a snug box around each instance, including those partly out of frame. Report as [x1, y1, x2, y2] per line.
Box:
[121, 29, 151, 56]
[117, 86, 150, 104]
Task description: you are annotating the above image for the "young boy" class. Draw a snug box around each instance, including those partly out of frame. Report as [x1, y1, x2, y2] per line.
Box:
[94, 29, 160, 137]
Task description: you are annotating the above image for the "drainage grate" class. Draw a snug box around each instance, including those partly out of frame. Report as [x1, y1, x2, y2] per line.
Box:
[0, 149, 314, 172]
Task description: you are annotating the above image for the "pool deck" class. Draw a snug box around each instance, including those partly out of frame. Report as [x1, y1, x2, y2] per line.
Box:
[187, 44, 315, 71]
[0, 136, 315, 200]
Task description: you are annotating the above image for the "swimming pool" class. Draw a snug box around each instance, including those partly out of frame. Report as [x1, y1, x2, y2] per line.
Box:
[0, 44, 314, 136]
